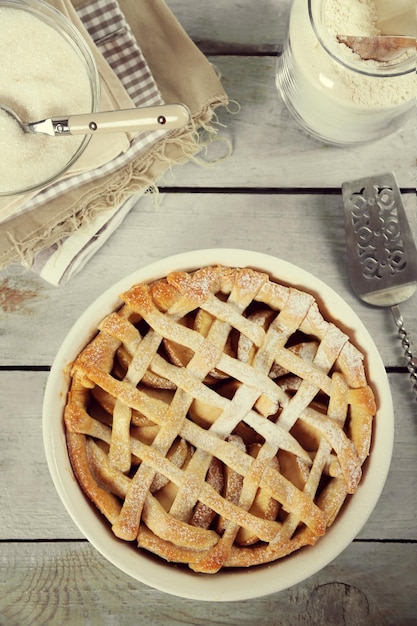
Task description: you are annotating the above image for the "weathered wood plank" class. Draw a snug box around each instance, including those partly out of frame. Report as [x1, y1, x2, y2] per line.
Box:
[0, 371, 415, 541]
[1, 193, 415, 367]
[166, 0, 292, 50]
[72, 0, 293, 51]
[0, 540, 415, 625]
[74, 2, 417, 188]
[71, 4, 416, 188]
[1, 4, 414, 624]
[169, 56, 416, 189]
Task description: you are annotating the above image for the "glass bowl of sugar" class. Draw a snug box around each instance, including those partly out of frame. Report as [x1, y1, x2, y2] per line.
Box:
[0, 0, 100, 196]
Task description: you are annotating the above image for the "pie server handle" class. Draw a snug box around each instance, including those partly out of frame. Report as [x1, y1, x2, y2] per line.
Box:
[391, 305, 417, 399]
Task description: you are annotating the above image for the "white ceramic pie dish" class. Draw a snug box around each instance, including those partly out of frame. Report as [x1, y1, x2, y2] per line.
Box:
[43, 249, 394, 601]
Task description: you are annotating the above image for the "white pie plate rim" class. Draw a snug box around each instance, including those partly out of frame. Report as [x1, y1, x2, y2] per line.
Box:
[43, 248, 394, 601]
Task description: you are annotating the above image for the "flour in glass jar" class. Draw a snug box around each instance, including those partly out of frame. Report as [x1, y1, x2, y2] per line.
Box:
[277, 0, 416, 144]
[0, 7, 93, 194]
[323, 0, 416, 107]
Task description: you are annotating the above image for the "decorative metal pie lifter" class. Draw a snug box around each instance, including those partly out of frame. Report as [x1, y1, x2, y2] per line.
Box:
[342, 172, 417, 398]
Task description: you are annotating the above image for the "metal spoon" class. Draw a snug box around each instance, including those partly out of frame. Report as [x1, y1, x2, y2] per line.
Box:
[337, 35, 415, 62]
[0, 103, 191, 136]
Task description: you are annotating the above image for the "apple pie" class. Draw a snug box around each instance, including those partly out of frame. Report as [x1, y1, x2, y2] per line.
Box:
[64, 265, 376, 573]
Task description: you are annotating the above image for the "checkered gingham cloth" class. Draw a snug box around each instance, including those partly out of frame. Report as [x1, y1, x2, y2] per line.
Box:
[20, 0, 167, 215]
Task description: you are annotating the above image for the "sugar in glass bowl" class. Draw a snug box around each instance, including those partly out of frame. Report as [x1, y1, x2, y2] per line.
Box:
[0, 0, 100, 196]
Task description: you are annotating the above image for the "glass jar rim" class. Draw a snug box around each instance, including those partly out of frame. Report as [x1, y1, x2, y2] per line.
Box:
[308, 0, 415, 78]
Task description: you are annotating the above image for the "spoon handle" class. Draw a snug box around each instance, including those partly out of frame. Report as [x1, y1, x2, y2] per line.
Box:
[391, 305, 417, 399]
[51, 104, 190, 136]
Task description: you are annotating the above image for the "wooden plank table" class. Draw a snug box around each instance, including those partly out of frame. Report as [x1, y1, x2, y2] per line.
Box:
[1, 1, 416, 623]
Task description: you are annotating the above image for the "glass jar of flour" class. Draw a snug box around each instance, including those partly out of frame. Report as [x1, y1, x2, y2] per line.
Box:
[276, 0, 416, 145]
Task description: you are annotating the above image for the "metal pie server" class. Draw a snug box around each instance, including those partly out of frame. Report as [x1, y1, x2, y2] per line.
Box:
[342, 172, 417, 398]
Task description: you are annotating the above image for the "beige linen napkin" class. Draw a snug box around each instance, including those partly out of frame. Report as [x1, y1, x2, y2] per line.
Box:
[0, 0, 228, 283]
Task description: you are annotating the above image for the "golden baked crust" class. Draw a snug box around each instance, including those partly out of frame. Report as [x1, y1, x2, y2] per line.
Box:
[64, 265, 376, 573]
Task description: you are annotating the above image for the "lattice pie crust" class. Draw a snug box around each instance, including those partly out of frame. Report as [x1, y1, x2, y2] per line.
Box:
[64, 265, 376, 572]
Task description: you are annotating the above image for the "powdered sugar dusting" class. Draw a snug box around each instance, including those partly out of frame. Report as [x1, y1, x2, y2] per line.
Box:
[64, 263, 376, 572]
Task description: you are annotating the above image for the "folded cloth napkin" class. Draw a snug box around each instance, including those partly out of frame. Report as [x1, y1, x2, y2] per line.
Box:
[0, 0, 228, 284]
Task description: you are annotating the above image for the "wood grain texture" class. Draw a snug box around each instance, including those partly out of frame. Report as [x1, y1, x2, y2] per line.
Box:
[79, 0, 293, 52]
[1, 193, 415, 367]
[68, 2, 415, 189]
[1, 541, 415, 625]
[165, 57, 416, 189]
[1, 1, 416, 623]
